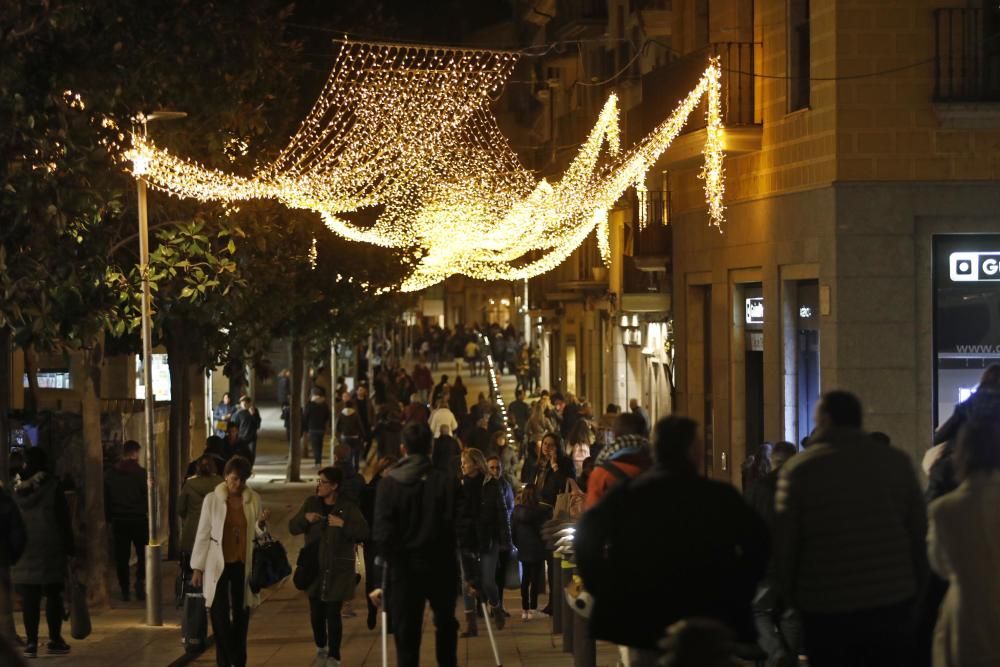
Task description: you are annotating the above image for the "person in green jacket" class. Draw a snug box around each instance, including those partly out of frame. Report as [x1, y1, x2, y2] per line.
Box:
[178, 455, 224, 571]
[289, 466, 368, 667]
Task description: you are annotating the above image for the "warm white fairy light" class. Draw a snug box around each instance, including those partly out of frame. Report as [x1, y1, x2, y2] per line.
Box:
[124, 42, 726, 291]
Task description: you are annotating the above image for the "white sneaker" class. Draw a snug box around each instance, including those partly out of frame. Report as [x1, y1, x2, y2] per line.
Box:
[325, 658, 341, 667]
[521, 610, 529, 620]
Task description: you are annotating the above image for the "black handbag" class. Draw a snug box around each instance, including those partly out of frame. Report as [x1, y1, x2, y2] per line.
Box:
[293, 538, 320, 591]
[249, 531, 291, 594]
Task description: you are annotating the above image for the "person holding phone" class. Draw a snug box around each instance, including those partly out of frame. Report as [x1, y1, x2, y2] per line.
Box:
[289, 466, 368, 666]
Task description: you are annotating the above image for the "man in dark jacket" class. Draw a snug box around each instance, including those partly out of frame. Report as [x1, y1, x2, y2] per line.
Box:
[373, 423, 460, 667]
[775, 391, 928, 667]
[432, 431, 462, 480]
[303, 389, 332, 465]
[576, 416, 768, 666]
[105, 440, 148, 601]
[230, 395, 262, 463]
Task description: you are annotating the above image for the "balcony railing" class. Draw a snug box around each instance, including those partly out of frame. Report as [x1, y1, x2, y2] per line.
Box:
[934, 8, 1000, 102]
[639, 42, 761, 138]
[634, 189, 671, 229]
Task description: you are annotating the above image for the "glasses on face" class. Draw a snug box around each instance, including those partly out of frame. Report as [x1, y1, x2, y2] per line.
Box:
[318, 479, 333, 486]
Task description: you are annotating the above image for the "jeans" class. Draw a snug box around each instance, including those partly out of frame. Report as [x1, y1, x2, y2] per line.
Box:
[801, 598, 915, 667]
[309, 598, 344, 659]
[495, 549, 509, 608]
[753, 579, 801, 663]
[462, 545, 499, 609]
[308, 431, 324, 465]
[16, 584, 64, 645]
[210, 562, 248, 667]
[520, 560, 545, 610]
[112, 516, 148, 596]
[390, 557, 459, 667]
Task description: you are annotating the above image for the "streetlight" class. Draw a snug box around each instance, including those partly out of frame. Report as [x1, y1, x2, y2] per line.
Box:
[619, 314, 642, 405]
[131, 109, 187, 627]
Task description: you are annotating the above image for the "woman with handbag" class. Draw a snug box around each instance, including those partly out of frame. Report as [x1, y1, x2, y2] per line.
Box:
[532, 433, 575, 616]
[190, 456, 270, 667]
[213, 392, 237, 438]
[512, 484, 547, 620]
[289, 466, 368, 667]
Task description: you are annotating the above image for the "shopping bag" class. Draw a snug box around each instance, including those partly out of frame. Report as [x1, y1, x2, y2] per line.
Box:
[293, 539, 320, 591]
[553, 479, 585, 521]
[504, 548, 522, 589]
[69, 580, 91, 640]
[250, 531, 292, 593]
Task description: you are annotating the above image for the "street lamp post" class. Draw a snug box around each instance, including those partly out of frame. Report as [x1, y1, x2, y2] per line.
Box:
[132, 110, 186, 627]
[619, 314, 642, 405]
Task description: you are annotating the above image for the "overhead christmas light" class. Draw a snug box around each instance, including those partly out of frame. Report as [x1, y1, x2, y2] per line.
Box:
[124, 41, 725, 291]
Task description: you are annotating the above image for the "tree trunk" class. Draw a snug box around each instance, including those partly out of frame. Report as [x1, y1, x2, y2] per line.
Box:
[0, 328, 15, 641]
[165, 322, 196, 560]
[190, 366, 207, 458]
[23, 343, 39, 414]
[80, 334, 111, 608]
[286, 338, 304, 482]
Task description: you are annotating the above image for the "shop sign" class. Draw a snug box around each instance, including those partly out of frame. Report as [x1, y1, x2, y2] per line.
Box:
[950, 252, 1000, 282]
[745, 297, 764, 324]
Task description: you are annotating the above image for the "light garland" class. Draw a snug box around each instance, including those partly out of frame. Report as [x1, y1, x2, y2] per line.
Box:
[125, 42, 725, 291]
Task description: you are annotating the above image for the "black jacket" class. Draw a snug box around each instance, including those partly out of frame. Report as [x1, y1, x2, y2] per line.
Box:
[511, 504, 547, 563]
[576, 464, 768, 650]
[104, 459, 148, 520]
[231, 408, 261, 445]
[478, 477, 512, 552]
[432, 435, 461, 480]
[535, 453, 576, 506]
[373, 454, 458, 563]
[303, 399, 331, 433]
[457, 474, 484, 552]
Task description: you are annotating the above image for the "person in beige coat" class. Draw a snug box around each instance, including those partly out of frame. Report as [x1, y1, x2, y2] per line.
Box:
[928, 419, 1000, 667]
[191, 456, 270, 667]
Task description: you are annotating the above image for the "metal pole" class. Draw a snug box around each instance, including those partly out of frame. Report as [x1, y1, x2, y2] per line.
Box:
[330, 339, 337, 465]
[138, 176, 162, 626]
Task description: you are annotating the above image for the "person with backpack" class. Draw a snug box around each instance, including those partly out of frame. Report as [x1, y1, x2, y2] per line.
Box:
[585, 413, 652, 509]
[576, 417, 768, 667]
[372, 423, 461, 667]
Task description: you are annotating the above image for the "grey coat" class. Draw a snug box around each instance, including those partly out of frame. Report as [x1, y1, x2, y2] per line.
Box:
[289, 495, 368, 602]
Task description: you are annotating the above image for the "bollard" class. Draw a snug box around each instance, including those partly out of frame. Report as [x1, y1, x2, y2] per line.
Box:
[551, 556, 562, 634]
[573, 606, 596, 667]
[561, 563, 574, 652]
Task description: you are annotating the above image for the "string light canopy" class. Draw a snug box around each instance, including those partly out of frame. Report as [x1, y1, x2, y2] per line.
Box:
[126, 40, 725, 292]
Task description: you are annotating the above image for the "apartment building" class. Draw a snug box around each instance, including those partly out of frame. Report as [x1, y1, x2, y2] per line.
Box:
[509, 0, 1000, 485]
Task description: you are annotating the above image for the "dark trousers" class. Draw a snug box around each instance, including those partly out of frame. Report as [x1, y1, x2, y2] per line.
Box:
[210, 562, 248, 667]
[308, 431, 324, 465]
[390, 558, 459, 667]
[112, 516, 148, 595]
[309, 598, 344, 659]
[16, 584, 63, 645]
[753, 579, 801, 664]
[495, 550, 510, 609]
[801, 598, 915, 667]
[520, 560, 545, 610]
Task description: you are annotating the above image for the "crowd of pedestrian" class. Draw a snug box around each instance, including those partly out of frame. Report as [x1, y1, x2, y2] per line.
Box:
[5, 327, 1000, 667]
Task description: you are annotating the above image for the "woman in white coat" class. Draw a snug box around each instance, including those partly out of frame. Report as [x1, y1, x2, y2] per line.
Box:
[191, 456, 270, 667]
[928, 419, 1000, 667]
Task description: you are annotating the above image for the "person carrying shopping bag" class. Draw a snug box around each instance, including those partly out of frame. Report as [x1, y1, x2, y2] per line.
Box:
[190, 456, 271, 667]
